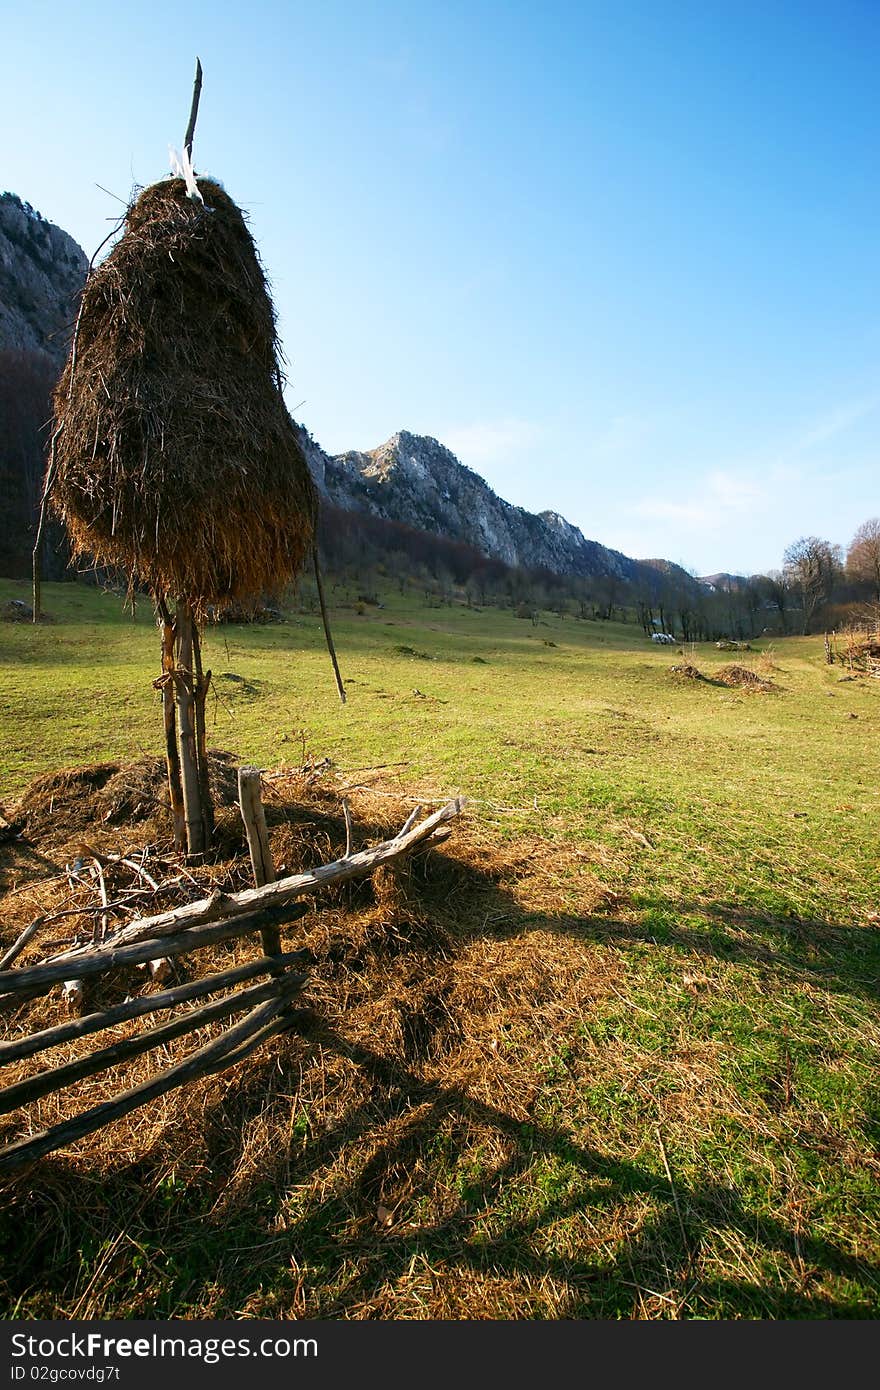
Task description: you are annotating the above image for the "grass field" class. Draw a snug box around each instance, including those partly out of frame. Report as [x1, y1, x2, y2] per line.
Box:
[1, 576, 878, 1318]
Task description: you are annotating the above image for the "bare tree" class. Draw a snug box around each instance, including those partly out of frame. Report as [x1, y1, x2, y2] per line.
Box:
[783, 536, 840, 634]
[846, 518, 880, 601]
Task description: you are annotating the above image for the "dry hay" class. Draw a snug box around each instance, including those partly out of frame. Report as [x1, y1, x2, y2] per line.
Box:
[4, 761, 871, 1318]
[716, 663, 776, 692]
[670, 663, 705, 681]
[0, 762, 620, 1181]
[11, 752, 239, 846]
[50, 178, 317, 609]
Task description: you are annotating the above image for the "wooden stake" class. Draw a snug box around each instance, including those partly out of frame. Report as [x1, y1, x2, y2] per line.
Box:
[192, 623, 214, 847]
[174, 600, 206, 857]
[238, 769, 276, 888]
[156, 596, 186, 850]
[184, 57, 203, 160]
[238, 767, 281, 962]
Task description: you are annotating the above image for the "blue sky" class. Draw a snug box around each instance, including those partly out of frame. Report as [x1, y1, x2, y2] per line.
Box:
[3, 0, 877, 575]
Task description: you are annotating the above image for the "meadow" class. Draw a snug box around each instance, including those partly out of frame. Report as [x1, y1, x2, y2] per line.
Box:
[0, 576, 878, 1318]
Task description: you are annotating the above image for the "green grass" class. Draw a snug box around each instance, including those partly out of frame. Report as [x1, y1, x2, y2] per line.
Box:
[3, 577, 877, 920]
[1, 576, 879, 1319]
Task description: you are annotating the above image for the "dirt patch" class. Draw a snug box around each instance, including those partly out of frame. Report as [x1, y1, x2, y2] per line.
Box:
[1, 600, 53, 624]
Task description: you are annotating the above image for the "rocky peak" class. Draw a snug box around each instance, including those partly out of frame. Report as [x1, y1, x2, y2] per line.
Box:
[320, 429, 647, 583]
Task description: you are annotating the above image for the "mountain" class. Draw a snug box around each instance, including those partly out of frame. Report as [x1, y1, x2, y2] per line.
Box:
[304, 427, 668, 585]
[0, 194, 87, 368]
[0, 191, 698, 595]
[0, 196, 88, 579]
[700, 572, 749, 591]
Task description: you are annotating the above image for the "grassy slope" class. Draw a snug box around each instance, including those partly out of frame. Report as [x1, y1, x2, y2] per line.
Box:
[1, 577, 878, 1318]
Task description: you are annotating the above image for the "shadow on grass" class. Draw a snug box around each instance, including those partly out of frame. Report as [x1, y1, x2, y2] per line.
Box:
[1, 834, 878, 1319]
[3, 1025, 875, 1319]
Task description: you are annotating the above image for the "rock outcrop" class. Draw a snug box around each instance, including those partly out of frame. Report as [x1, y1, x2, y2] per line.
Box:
[319, 430, 646, 582]
[0, 194, 87, 368]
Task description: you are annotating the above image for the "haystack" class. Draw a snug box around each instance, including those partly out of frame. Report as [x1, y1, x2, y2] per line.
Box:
[51, 177, 317, 609]
[47, 174, 320, 857]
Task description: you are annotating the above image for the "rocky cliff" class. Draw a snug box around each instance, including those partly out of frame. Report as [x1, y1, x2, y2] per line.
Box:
[0, 194, 87, 367]
[316, 429, 647, 583]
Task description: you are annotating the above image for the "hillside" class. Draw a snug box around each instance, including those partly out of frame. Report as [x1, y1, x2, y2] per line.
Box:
[323, 430, 641, 581]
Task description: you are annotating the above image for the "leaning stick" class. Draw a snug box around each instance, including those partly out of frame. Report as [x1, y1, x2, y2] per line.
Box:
[44, 799, 464, 961]
[0, 971, 305, 1116]
[31, 426, 63, 624]
[313, 545, 346, 704]
[0, 918, 46, 973]
[0, 905, 308, 999]
[0, 992, 293, 1173]
[0, 951, 309, 1068]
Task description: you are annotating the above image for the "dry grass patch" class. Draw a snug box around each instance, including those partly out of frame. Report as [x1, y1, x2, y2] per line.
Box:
[1, 752, 877, 1319]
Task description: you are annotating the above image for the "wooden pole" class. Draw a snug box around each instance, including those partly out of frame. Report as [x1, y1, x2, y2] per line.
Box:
[313, 546, 346, 704]
[184, 57, 203, 160]
[192, 623, 214, 847]
[174, 599, 206, 857]
[156, 595, 186, 850]
[238, 767, 281, 963]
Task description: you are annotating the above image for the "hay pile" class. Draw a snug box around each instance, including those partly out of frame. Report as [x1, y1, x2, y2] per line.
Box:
[670, 663, 704, 681]
[12, 752, 239, 844]
[0, 765, 618, 1188]
[716, 664, 776, 692]
[50, 178, 316, 608]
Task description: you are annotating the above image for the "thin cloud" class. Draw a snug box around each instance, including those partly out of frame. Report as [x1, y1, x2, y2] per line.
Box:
[790, 392, 880, 456]
[636, 470, 765, 529]
[442, 418, 544, 467]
